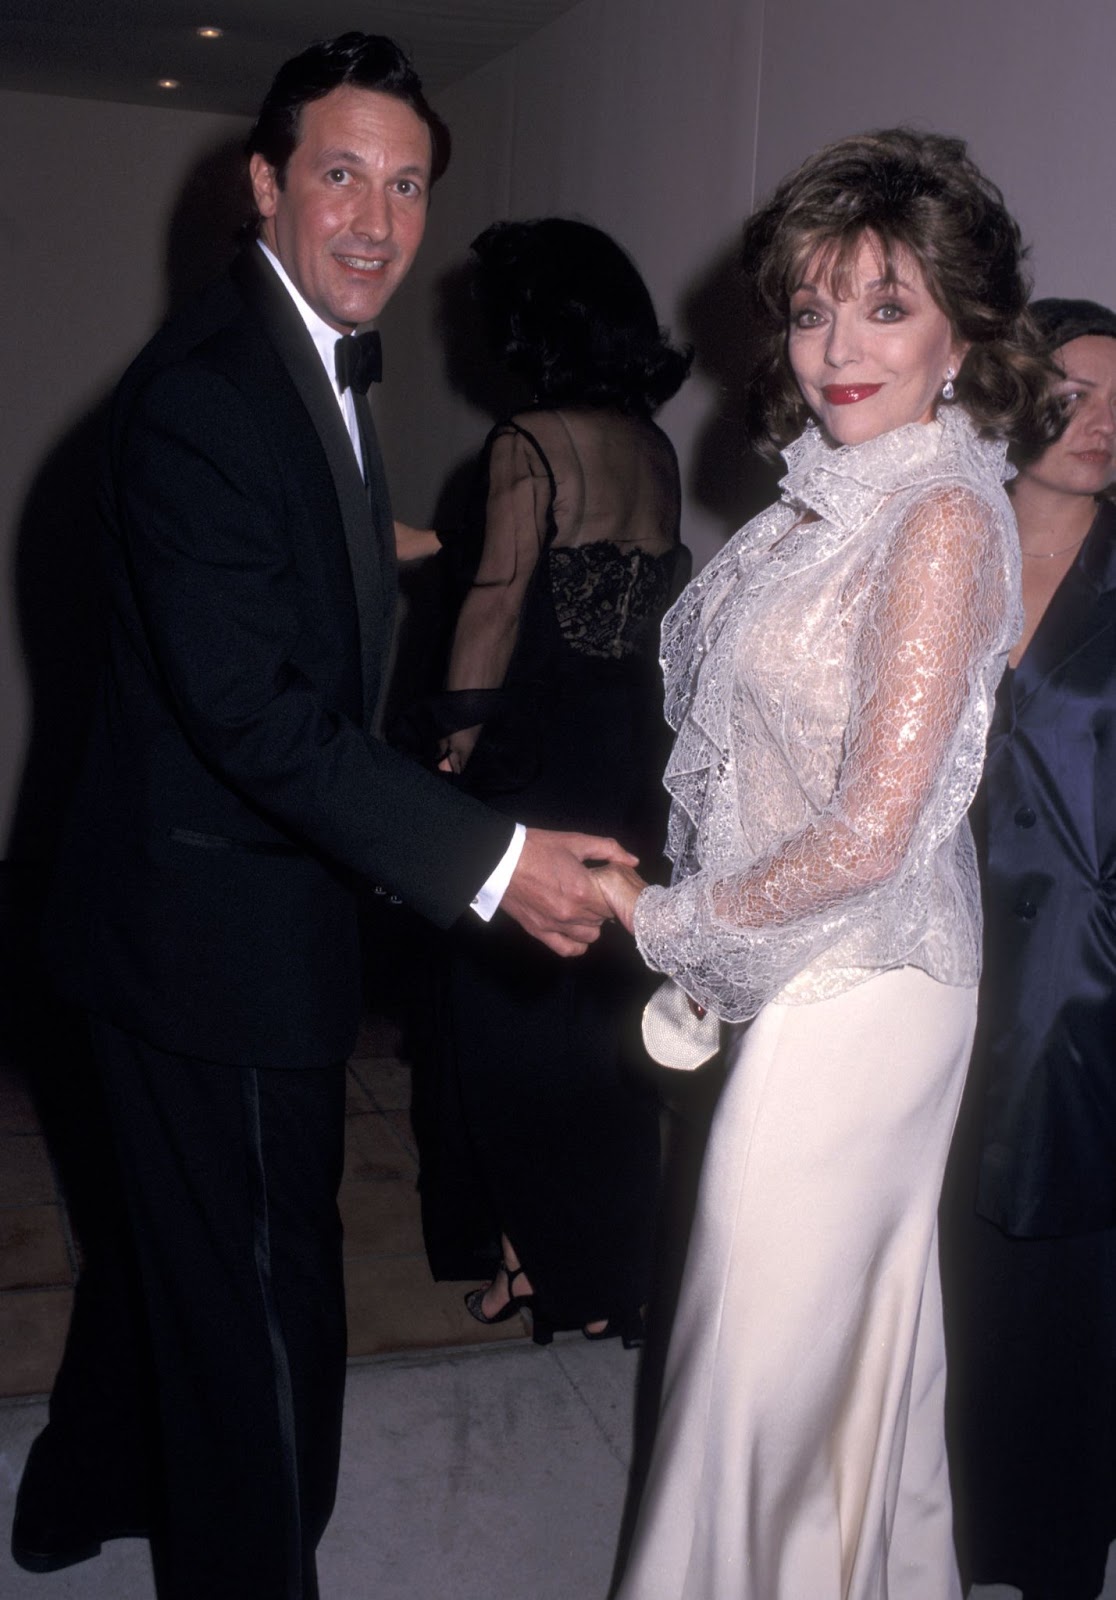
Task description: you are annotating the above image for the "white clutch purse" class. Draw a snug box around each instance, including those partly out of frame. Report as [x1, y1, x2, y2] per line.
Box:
[641, 979, 721, 1072]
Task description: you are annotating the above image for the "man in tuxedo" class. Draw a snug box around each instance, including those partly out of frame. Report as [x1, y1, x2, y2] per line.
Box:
[11, 33, 631, 1600]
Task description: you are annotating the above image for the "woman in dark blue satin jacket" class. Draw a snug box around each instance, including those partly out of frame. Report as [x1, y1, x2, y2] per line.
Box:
[942, 298, 1116, 1600]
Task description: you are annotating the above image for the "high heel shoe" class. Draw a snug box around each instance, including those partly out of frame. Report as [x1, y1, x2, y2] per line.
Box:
[464, 1261, 534, 1327]
[582, 1309, 645, 1350]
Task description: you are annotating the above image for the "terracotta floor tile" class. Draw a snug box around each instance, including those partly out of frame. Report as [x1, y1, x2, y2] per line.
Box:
[349, 1057, 411, 1111]
[0, 1287, 73, 1397]
[0, 1134, 58, 1205]
[0, 1205, 72, 1289]
[339, 1176, 424, 1258]
[385, 1108, 418, 1159]
[0, 1064, 40, 1135]
[349, 1013, 403, 1061]
[344, 1253, 527, 1359]
[0, 1012, 537, 1405]
[344, 1112, 416, 1183]
[345, 1067, 376, 1115]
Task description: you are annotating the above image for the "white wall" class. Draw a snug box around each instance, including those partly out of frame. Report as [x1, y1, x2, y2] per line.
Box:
[0, 90, 249, 856]
[753, 0, 1116, 302]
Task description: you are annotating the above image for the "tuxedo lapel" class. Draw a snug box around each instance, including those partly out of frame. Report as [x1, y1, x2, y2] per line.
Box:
[231, 249, 388, 728]
[353, 392, 398, 641]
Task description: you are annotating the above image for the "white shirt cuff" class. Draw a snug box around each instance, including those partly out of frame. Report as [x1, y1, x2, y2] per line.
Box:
[471, 823, 526, 921]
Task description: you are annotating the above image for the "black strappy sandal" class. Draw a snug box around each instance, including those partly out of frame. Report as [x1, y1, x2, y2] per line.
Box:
[464, 1260, 535, 1327]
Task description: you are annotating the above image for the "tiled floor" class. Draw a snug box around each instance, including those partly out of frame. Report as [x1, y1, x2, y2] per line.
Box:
[0, 1011, 524, 1403]
[0, 1335, 642, 1600]
[0, 1061, 76, 1398]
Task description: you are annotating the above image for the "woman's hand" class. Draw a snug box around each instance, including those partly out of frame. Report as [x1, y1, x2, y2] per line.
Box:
[436, 739, 467, 775]
[592, 863, 648, 934]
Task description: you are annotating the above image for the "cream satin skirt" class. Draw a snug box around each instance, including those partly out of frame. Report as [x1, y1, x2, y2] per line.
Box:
[617, 966, 976, 1600]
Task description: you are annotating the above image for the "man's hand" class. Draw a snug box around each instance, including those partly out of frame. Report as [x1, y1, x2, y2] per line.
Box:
[500, 829, 638, 956]
[592, 863, 648, 935]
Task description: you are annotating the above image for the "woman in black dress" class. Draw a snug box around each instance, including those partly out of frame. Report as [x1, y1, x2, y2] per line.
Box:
[417, 218, 690, 1345]
[941, 298, 1116, 1599]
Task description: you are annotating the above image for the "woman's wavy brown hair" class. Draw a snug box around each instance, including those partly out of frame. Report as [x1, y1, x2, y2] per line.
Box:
[739, 128, 1059, 458]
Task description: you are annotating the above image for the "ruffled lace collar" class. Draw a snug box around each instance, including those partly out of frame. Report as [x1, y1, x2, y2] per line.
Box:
[778, 406, 1012, 531]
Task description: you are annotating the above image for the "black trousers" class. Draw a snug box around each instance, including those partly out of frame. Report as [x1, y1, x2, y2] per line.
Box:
[28, 1016, 347, 1600]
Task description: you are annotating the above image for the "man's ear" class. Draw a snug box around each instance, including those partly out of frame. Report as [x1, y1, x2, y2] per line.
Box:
[249, 153, 279, 221]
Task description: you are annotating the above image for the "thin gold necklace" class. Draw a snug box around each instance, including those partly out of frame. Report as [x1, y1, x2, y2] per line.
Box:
[1022, 534, 1087, 559]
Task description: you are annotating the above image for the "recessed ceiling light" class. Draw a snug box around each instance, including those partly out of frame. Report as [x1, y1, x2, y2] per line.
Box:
[196, 26, 223, 38]
[157, 78, 180, 89]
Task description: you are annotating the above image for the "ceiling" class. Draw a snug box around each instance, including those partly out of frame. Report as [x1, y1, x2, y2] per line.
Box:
[0, 0, 585, 115]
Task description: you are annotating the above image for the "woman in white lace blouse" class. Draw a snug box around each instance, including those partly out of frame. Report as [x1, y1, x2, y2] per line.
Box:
[598, 130, 1055, 1599]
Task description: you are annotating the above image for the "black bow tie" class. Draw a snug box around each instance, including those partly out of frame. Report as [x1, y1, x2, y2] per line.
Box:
[335, 330, 382, 394]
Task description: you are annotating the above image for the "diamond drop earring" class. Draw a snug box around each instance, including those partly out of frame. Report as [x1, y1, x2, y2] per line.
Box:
[941, 367, 956, 402]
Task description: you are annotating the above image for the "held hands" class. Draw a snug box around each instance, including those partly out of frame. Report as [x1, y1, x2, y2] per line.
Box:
[500, 829, 639, 958]
[591, 862, 648, 935]
[591, 865, 706, 1019]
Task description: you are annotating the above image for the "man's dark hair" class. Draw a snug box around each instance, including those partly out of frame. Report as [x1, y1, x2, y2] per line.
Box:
[246, 32, 450, 188]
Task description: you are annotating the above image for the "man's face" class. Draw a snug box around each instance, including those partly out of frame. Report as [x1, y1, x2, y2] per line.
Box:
[250, 85, 432, 332]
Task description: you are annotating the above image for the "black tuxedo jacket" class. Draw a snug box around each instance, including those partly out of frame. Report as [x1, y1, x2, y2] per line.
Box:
[46, 247, 512, 1069]
[973, 500, 1116, 1235]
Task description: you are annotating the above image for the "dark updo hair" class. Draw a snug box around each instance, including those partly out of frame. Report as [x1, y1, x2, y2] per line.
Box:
[739, 127, 1057, 458]
[470, 218, 691, 418]
[246, 32, 450, 190]
[1030, 297, 1116, 353]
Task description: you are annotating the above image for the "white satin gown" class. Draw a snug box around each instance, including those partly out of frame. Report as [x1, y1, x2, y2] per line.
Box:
[621, 409, 1021, 1598]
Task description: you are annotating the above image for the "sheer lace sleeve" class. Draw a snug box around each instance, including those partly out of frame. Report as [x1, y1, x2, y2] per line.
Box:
[439, 428, 549, 771]
[634, 485, 1011, 1018]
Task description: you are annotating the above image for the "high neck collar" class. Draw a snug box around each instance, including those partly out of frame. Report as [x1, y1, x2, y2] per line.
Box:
[778, 406, 1013, 531]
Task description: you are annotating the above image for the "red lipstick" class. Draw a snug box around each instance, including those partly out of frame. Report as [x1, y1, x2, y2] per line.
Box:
[821, 384, 883, 405]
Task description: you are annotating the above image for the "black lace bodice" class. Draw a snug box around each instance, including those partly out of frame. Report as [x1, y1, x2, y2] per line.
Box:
[548, 542, 677, 660]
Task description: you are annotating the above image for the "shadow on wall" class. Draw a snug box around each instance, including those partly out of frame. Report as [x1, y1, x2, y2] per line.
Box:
[384, 257, 532, 756]
[2, 133, 251, 1081]
[6, 134, 252, 885]
[434, 258, 531, 425]
[680, 232, 783, 536]
[164, 136, 254, 315]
